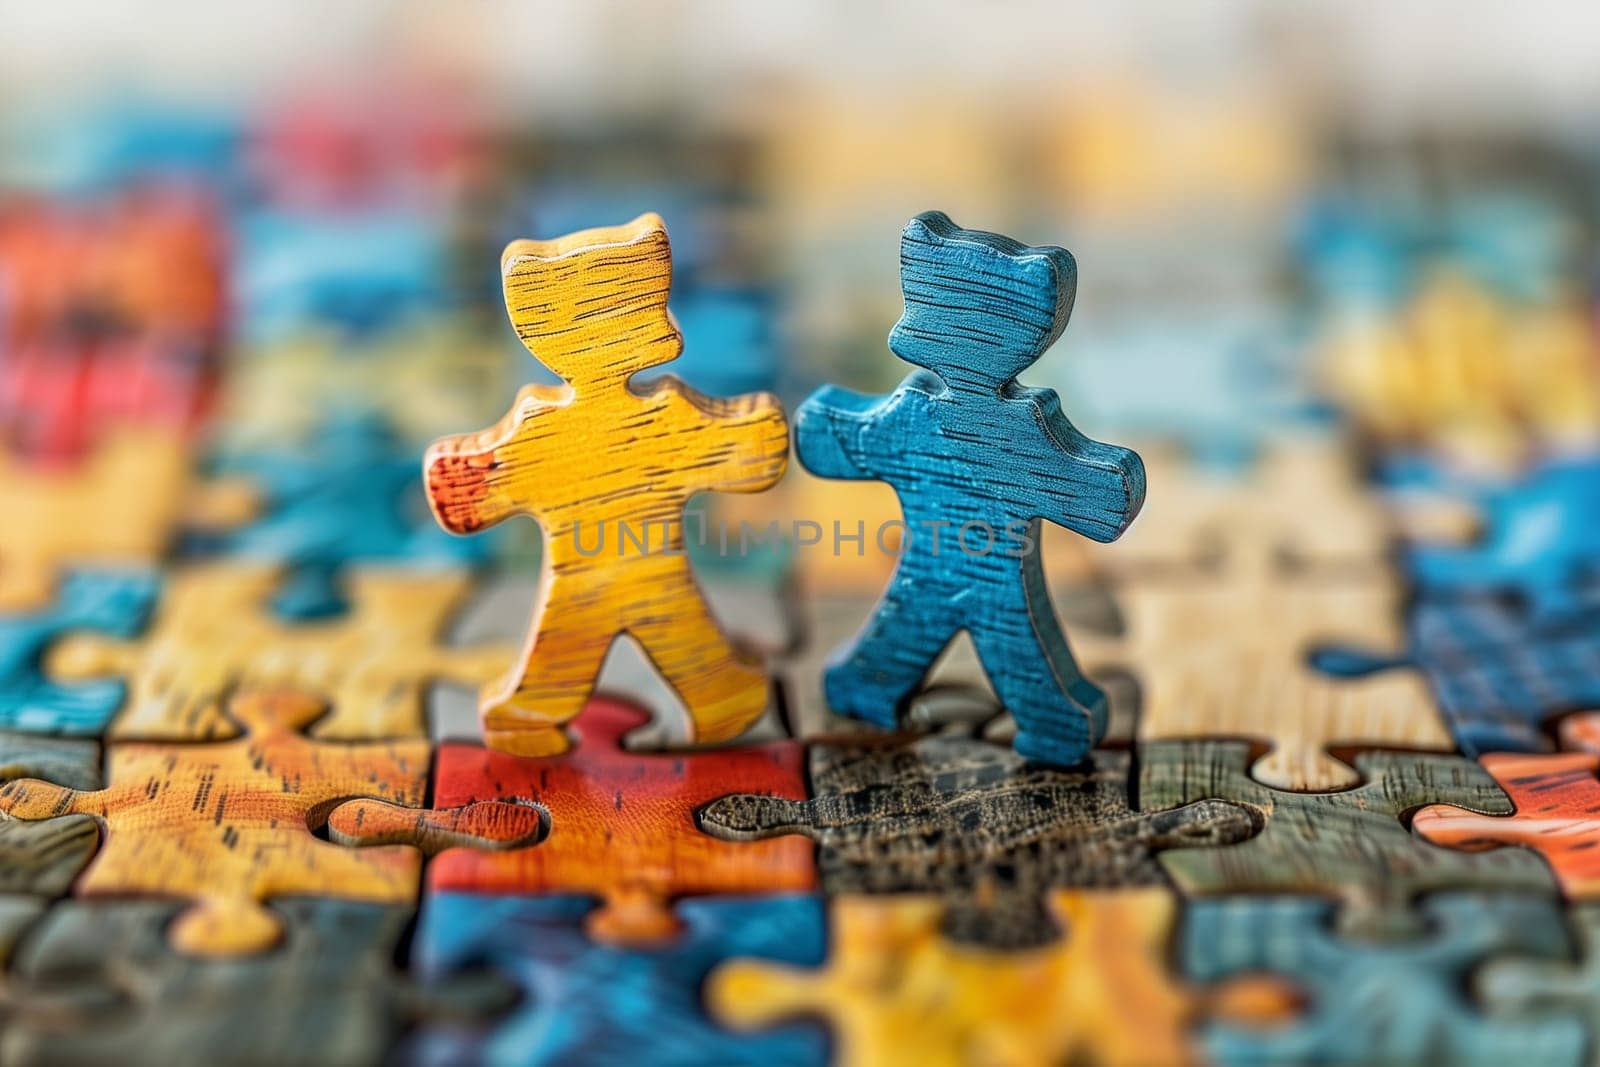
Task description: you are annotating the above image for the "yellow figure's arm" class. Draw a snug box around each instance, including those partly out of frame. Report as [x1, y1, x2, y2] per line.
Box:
[654, 380, 789, 494]
[425, 383, 570, 534]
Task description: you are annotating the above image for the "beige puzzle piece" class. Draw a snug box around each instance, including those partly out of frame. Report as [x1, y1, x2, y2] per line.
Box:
[48, 561, 515, 741]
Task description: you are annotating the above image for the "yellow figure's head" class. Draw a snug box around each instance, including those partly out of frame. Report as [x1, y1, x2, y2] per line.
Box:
[500, 213, 682, 388]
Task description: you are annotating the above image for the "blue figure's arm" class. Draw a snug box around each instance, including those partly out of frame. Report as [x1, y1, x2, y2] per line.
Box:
[1011, 385, 1146, 543]
[793, 386, 891, 481]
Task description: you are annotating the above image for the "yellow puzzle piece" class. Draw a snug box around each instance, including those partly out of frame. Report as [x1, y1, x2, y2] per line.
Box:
[0, 689, 427, 956]
[711, 889, 1200, 1067]
[424, 214, 788, 756]
[48, 561, 513, 741]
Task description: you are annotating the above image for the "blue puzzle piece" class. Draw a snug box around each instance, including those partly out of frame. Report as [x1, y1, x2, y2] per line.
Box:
[1407, 454, 1600, 623]
[1313, 591, 1600, 756]
[0, 570, 158, 735]
[794, 211, 1145, 766]
[234, 208, 452, 342]
[402, 894, 828, 1067]
[196, 414, 491, 618]
[1182, 893, 1584, 1066]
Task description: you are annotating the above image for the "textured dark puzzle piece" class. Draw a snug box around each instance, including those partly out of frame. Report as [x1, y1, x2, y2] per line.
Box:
[701, 731, 1257, 948]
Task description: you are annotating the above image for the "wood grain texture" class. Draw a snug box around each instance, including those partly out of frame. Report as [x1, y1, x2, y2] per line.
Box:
[793, 211, 1145, 766]
[1140, 739, 1557, 938]
[1413, 752, 1600, 898]
[426, 696, 815, 945]
[403, 893, 828, 1067]
[0, 732, 101, 896]
[424, 213, 788, 756]
[1183, 893, 1583, 1066]
[0, 429, 198, 612]
[326, 797, 545, 855]
[700, 732, 1257, 948]
[711, 889, 1201, 1067]
[49, 561, 514, 740]
[0, 689, 428, 956]
[1, 898, 516, 1067]
[1077, 555, 1453, 791]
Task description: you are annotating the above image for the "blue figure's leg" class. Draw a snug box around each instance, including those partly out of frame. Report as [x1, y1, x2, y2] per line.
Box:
[971, 559, 1106, 766]
[823, 565, 957, 730]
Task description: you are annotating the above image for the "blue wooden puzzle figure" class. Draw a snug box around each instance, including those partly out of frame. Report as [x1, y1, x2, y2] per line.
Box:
[196, 414, 492, 619]
[0, 570, 158, 735]
[794, 212, 1145, 766]
[402, 893, 827, 1067]
[1407, 454, 1600, 623]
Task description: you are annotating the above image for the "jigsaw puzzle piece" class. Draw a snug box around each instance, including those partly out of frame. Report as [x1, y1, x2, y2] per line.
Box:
[1413, 752, 1600, 898]
[1183, 893, 1584, 1066]
[1088, 556, 1453, 790]
[326, 797, 546, 855]
[424, 214, 788, 756]
[424, 696, 814, 945]
[1139, 740, 1557, 937]
[1406, 454, 1600, 623]
[711, 889, 1203, 1067]
[196, 413, 494, 619]
[793, 211, 1144, 766]
[1477, 902, 1600, 1049]
[48, 562, 515, 741]
[0, 732, 100, 896]
[1316, 591, 1600, 756]
[1, 898, 515, 1067]
[403, 893, 828, 1067]
[0, 688, 429, 956]
[0, 569, 157, 734]
[700, 732, 1257, 948]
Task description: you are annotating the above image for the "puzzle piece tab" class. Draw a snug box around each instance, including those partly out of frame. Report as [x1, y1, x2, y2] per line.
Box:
[1477, 903, 1600, 1051]
[1139, 739, 1556, 937]
[0, 569, 156, 735]
[1413, 752, 1600, 898]
[0, 689, 428, 956]
[1183, 893, 1584, 1065]
[701, 732, 1257, 948]
[712, 890, 1202, 1067]
[49, 561, 513, 741]
[424, 214, 788, 756]
[404, 893, 828, 1067]
[793, 211, 1145, 765]
[425, 696, 815, 944]
[0, 732, 100, 897]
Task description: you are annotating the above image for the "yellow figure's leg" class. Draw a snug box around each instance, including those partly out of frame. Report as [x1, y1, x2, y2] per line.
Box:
[482, 579, 613, 756]
[627, 567, 770, 745]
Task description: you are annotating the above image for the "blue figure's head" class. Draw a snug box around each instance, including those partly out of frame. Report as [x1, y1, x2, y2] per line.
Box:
[888, 211, 1076, 389]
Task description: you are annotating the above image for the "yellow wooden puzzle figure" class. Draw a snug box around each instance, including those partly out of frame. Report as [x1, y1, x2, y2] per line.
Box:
[425, 215, 788, 756]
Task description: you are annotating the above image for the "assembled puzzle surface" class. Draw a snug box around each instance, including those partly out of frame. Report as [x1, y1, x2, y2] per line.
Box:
[6, 94, 1600, 1067]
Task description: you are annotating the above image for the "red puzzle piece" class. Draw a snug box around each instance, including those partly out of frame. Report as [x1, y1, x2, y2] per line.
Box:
[1414, 752, 1600, 899]
[428, 696, 817, 944]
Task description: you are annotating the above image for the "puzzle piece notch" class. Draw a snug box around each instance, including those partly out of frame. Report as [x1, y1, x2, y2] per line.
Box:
[711, 889, 1203, 1067]
[1413, 752, 1600, 899]
[403, 893, 829, 1067]
[1139, 739, 1558, 938]
[426, 695, 815, 945]
[1476, 902, 1600, 1048]
[1183, 892, 1585, 1065]
[424, 213, 788, 756]
[0, 568, 158, 736]
[700, 731, 1258, 948]
[793, 211, 1145, 766]
[48, 561, 516, 741]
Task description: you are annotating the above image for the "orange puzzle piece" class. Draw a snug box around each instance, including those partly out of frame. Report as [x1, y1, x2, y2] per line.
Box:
[1413, 751, 1600, 899]
[424, 214, 789, 756]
